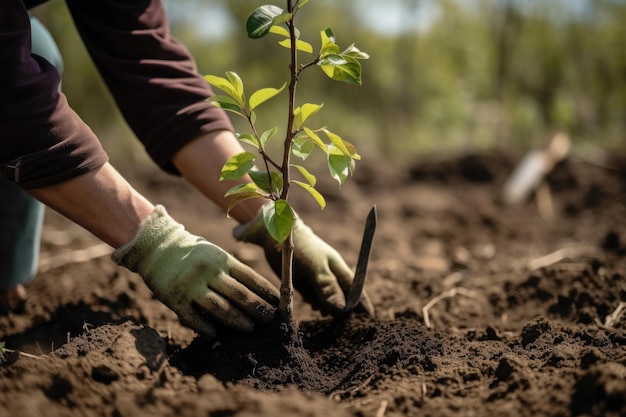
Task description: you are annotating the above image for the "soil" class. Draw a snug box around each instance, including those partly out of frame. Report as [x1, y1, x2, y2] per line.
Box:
[1, 150, 625, 417]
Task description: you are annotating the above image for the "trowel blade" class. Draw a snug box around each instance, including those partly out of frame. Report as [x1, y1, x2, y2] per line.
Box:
[345, 205, 377, 312]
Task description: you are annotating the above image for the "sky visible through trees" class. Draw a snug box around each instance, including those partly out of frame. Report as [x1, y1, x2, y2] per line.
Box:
[165, 0, 600, 39]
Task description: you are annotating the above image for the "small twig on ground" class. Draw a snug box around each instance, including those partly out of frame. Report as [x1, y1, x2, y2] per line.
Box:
[328, 375, 373, 402]
[604, 302, 626, 328]
[375, 399, 388, 417]
[422, 287, 480, 328]
[0, 342, 41, 361]
[39, 242, 112, 272]
[527, 247, 596, 271]
[14, 350, 40, 359]
[572, 147, 621, 172]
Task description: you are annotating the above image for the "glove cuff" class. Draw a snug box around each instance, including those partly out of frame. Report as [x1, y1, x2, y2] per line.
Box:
[232, 206, 267, 245]
[111, 204, 183, 272]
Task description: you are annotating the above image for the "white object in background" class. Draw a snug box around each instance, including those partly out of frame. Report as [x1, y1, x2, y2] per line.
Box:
[502, 132, 571, 205]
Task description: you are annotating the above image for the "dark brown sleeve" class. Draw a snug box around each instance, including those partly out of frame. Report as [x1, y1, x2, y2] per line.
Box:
[0, 0, 108, 189]
[66, 0, 235, 174]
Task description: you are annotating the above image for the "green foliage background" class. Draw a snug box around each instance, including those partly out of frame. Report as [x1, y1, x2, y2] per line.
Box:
[31, 0, 626, 168]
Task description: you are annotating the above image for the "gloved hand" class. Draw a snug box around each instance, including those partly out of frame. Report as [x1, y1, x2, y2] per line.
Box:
[233, 206, 375, 316]
[112, 205, 279, 340]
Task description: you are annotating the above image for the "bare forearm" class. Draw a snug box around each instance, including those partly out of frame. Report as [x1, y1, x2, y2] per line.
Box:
[28, 163, 154, 248]
[172, 130, 266, 224]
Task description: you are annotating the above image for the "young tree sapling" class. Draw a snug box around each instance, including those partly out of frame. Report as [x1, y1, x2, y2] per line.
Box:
[204, 0, 369, 337]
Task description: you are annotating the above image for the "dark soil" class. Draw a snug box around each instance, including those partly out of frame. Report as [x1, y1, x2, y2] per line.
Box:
[1, 151, 625, 417]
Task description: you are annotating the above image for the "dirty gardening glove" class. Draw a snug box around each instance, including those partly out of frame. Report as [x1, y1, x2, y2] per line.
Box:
[112, 205, 279, 340]
[233, 207, 374, 316]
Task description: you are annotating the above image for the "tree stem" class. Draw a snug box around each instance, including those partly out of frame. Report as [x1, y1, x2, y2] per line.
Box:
[277, 0, 299, 337]
[278, 233, 296, 333]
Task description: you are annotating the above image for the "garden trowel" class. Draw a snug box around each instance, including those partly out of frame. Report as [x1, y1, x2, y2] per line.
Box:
[345, 205, 377, 313]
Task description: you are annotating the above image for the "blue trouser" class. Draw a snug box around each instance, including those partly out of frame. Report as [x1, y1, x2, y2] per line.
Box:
[0, 16, 63, 290]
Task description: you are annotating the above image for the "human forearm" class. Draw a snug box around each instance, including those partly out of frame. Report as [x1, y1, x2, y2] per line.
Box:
[172, 130, 267, 224]
[27, 163, 154, 248]
[28, 161, 278, 339]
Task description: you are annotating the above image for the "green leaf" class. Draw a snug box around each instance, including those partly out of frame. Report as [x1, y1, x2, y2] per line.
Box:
[327, 144, 355, 187]
[319, 54, 347, 66]
[320, 43, 340, 58]
[269, 25, 290, 37]
[293, 103, 323, 129]
[342, 43, 370, 60]
[248, 170, 283, 195]
[262, 200, 295, 243]
[269, 171, 284, 195]
[237, 133, 260, 148]
[319, 55, 363, 85]
[277, 39, 314, 53]
[274, 25, 302, 40]
[292, 135, 315, 160]
[296, 39, 313, 54]
[247, 5, 285, 39]
[294, 0, 311, 10]
[303, 127, 329, 153]
[320, 27, 336, 46]
[226, 71, 245, 103]
[204, 74, 244, 106]
[273, 12, 293, 24]
[259, 126, 279, 146]
[342, 139, 361, 160]
[225, 193, 263, 218]
[249, 83, 286, 110]
[293, 164, 316, 186]
[293, 181, 326, 210]
[248, 170, 269, 192]
[323, 129, 352, 157]
[320, 29, 339, 58]
[224, 182, 265, 197]
[220, 152, 256, 181]
[209, 95, 244, 117]
[224, 183, 267, 218]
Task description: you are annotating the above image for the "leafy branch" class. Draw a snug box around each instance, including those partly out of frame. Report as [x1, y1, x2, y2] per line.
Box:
[204, 0, 368, 332]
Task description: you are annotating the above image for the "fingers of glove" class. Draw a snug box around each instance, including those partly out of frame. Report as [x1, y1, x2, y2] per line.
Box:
[193, 290, 255, 333]
[312, 271, 348, 314]
[178, 251, 277, 322]
[209, 271, 277, 323]
[329, 256, 376, 317]
[226, 257, 280, 306]
[177, 307, 218, 340]
[354, 291, 376, 316]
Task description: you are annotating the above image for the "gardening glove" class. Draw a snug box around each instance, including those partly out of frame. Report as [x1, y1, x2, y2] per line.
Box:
[112, 205, 279, 340]
[233, 206, 375, 316]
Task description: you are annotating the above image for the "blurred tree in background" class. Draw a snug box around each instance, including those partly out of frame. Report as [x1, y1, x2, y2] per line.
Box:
[30, 0, 625, 167]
